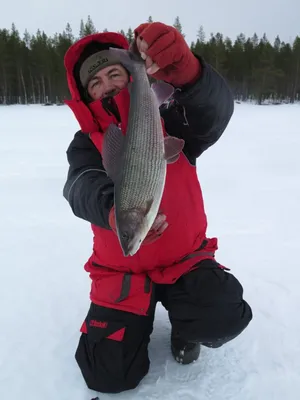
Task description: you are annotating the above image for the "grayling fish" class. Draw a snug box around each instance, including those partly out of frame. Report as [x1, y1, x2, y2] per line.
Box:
[101, 44, 185, 257]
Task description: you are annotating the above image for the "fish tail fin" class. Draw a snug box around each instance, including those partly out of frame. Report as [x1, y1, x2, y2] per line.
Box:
[109, 45, 143, 73]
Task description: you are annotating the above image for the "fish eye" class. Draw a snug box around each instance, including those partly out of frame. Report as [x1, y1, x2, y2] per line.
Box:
[121, 232, 129, 241]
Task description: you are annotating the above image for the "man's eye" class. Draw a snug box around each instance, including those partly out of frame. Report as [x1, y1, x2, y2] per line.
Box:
[110, 74, 120, 79]
[91, 81, 100, 88]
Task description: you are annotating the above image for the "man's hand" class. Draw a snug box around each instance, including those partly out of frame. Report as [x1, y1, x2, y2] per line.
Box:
[133, 21, 201, 87]
[109, 206, 168, 245]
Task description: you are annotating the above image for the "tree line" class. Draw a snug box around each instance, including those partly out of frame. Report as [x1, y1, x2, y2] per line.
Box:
[0, 15, 299, 105]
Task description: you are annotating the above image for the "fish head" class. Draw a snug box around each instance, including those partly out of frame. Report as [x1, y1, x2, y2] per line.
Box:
[117, 208, 150, 256]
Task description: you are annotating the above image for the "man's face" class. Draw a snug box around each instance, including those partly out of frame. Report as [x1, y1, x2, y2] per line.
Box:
[87, 64, 129, 101]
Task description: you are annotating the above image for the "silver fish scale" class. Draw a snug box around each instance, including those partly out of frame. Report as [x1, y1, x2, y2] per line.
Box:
[116, 65, 166, 212]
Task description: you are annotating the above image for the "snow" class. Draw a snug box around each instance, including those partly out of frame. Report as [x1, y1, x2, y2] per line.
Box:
[1, 103, 299, 400]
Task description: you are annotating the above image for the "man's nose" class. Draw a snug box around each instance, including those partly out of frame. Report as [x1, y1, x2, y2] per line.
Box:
[102, 78, 113, 95]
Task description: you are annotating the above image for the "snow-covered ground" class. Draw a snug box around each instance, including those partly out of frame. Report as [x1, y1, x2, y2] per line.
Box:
[1, 103, 299, 400]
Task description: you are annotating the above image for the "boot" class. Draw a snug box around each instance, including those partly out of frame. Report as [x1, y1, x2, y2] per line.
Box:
[171, 331, 201, 365]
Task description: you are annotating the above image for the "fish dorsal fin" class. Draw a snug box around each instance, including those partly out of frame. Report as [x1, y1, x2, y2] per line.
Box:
[151, 82, 174, 107]
[102, 123, 125, 182]
[164, 136, 185, 164]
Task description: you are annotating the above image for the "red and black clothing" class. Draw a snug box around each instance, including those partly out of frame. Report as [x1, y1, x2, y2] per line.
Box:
[63, 31, 252, 394]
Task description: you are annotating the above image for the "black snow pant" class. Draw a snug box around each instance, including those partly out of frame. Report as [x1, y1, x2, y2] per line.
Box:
[75, 259, 252, 394]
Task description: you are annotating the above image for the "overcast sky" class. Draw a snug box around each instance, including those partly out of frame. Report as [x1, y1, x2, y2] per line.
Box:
[0, 0, 299, 45]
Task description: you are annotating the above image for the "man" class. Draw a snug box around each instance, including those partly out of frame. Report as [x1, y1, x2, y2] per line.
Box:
[63, 21, 252, 394]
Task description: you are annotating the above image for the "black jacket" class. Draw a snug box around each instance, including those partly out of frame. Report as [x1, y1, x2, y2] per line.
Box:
[63, 58, 234, 230]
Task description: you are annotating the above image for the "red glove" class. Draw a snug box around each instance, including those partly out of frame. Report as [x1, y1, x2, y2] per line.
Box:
[109, 206, 168, 245]
[133, 22, 201, 87]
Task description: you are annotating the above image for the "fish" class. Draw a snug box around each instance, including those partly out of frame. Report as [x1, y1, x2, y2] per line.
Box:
[101, 43, 185, 257]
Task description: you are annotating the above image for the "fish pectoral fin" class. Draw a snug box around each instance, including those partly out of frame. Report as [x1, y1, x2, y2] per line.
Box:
[164, 136, 185, 164]
[102, 123, 124, 182]
[151, 82, 174, 106]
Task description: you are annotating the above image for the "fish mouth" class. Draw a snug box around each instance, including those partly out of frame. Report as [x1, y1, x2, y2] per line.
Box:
[122, 238, 143, 257]
[123, 248, 132, 257]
